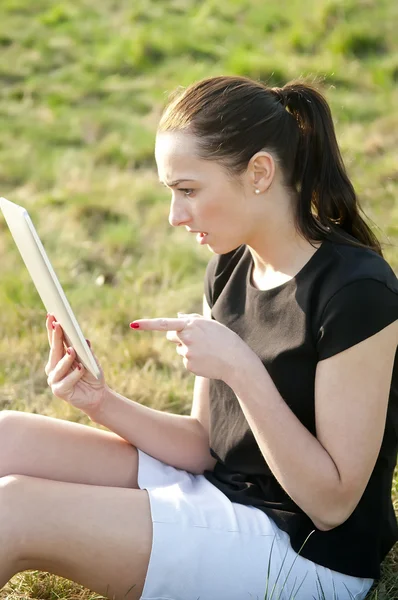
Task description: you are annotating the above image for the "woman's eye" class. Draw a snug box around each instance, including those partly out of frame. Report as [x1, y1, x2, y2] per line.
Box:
[178, 188, 194, 197]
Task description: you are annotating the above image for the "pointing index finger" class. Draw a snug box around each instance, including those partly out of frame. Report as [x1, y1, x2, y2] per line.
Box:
[130, 318, 187, 332]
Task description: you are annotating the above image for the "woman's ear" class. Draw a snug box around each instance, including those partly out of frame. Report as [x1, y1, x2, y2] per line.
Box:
[249, 151, 276, 193]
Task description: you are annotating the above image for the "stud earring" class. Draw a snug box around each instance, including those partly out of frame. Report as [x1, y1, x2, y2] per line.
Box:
[255, 189, 260, 194]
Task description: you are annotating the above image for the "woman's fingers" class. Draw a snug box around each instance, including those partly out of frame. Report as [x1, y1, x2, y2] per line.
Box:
[51, 363, 85, 400]
[43, 315, 106, 409]
[130, 318, 188, 331]
[130, 314, 203, 335]
[47, 321, 66, 371]
[166, 331, 181, 343]
[46, 314, 63, 354]
[47, 347, 76, 386]
[46, 313, 55, 346]
[176, 344, 188, 358]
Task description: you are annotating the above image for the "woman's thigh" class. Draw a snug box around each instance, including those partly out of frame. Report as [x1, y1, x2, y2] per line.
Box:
[0, 410, 139, 488]
[1, 474, 152, 600]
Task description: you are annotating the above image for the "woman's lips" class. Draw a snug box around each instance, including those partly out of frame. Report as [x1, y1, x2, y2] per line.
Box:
[186, 229, 209, 244]
[196, 232, 208, 244]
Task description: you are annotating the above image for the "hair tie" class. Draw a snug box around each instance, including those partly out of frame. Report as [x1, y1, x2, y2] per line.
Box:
[270, 87, 287, 108]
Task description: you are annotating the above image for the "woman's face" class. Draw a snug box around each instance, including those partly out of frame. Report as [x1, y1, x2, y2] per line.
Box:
[155, 131, 256, 254]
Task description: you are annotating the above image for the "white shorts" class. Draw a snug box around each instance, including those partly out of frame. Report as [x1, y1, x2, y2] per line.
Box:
[137, 449, 374, 600]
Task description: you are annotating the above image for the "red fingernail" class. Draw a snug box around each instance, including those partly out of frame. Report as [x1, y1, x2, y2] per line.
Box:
[52, 322, 56, 330]
[130, 323, 140, 329]
[86, 339, 91, 348]
[67, 348, 72, 355]
[77, 364, 82, 370]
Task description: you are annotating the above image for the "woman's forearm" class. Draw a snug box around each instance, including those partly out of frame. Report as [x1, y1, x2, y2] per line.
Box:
[86, 386, 214, 474]
[226, 355, 344, 531]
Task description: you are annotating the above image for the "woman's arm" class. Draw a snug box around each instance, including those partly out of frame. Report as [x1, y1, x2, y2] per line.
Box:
[86, 296, 215, 475]
[87, 387, 214, 474]
[189, 295, 218, 472]
[227, 319, 397, 531]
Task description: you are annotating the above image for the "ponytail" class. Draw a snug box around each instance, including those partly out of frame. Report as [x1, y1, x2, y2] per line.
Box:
[272, 83, 383, 256]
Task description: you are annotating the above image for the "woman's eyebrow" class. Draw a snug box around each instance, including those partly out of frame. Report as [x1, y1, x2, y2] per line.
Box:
[159, 179, 196, 187]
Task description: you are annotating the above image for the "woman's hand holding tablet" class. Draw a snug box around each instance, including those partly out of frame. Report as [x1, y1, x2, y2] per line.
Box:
[45, 313, 107, 413]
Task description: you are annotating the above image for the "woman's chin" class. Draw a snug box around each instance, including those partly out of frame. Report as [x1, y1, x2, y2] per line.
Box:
[206, 241, 242, 255]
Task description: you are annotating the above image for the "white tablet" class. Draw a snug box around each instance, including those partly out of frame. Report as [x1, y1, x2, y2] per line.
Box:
[0, 197, 101, 380]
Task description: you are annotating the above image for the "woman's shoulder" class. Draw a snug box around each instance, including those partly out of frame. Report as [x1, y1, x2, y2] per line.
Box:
[305, 235, 397, 360]
[318, 234, 398, 297]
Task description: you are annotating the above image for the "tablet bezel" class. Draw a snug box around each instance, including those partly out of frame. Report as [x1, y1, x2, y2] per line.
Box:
[0, 197, 101, 380]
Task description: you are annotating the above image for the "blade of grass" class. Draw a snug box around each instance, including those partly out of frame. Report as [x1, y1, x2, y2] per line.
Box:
[268, 544, 290, 600]
[264, 533, 277, 599]
[275, 530, 316, 600]
[289, 571, 309, 600]
[342, 581, 359, 600]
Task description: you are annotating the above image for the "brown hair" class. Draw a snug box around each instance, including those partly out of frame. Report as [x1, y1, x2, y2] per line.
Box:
[158, 75, 382, 256]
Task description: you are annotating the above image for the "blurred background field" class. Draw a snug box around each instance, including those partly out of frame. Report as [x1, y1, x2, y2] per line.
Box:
[0, 0, 397, 598]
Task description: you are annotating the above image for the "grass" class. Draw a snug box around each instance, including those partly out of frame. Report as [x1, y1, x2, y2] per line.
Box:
[0, 0, 397, 597]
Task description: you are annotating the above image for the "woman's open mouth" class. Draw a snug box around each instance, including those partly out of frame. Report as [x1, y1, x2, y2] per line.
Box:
[196, 232, 208, 244]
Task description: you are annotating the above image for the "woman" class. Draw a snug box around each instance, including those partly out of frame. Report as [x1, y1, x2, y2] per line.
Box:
[0, 76, 396, 600]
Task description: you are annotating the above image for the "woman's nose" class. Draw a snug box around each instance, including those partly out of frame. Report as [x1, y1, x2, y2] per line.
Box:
[168, 197, 192, 227]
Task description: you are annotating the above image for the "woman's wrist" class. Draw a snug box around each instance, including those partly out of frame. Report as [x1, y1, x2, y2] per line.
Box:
[84, 384, 111, 423]
[223, 343, 263, 391]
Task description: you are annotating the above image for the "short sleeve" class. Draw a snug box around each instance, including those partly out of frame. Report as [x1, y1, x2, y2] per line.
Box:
[316, 279, 398, 360]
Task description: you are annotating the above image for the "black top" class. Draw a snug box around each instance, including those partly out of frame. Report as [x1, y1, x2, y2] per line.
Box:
[203, 234, 398, 579]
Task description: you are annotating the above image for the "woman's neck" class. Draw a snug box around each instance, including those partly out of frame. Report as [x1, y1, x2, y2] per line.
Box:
[247, 233, 322, 291]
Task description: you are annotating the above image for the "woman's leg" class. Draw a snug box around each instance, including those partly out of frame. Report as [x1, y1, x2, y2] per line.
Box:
[0, 474, 152, 600]
[0, 410, 139, 488]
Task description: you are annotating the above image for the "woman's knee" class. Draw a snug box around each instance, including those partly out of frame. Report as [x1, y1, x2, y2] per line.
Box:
[0, 473, 21, 491]
[0, 411, 58, 480]
[0, 411, 24, 476]
[0, 473, 32, 504]
[0, 474, 24, 563]
[0, 474, 51, 571]
[0, 409, 21, 431]
[0, 409, 24, 437]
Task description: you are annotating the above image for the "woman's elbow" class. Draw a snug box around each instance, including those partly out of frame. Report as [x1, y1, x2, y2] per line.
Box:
[311, 490, 359, 531]
[312, 512, 349, 532]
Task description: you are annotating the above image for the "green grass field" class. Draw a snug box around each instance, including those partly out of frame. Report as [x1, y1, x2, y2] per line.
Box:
[0, 0, 397, 598]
